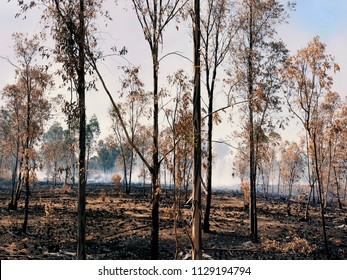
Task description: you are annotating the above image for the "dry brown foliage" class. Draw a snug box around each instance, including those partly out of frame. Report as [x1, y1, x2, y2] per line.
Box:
[44, 200, 53, 219]
[262, 236, 317, 255]
[112, 173, 122, 188]
[61, 184, 72, 193]
[241, 181, 250, 208]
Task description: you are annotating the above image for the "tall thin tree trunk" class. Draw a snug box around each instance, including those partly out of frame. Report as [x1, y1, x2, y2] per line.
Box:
[9, 143, 20, 210]
[305, 185, 312, 220]
[121, 150, 129, 192]
[186, 161, 193, 202]
[22, 157, 30, 233]
[203, 92, 213, 233]
[192, 0, 202, 260]
[22, 64, 31, 233]
[15, 164, 23, 204]
[248, 1, 258, 243]
[86, 146, 90, 184]
[324, 140, 333, 208]
[128, 109, 136, 194]
[128, 150, 134, 194]
[151, 167, 160, 260]
[333, 167, 343, 210]
[164, 164, 167, 189]
[287, 180, 293, 216]
[277, 164, 281, 198]
[173, 139, 179, 259]
[77, 0, 86, 260]
[249, 128, 258, 242]
[64, 167, 69, 185]
[312, 132, 330, 258]
[150, 5, 160, 257]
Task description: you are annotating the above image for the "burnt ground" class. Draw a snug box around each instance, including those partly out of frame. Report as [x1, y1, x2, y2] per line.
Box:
[0, 183, 346, 260]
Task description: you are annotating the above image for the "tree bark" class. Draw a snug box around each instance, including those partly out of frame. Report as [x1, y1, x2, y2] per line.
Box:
[333, 167, 343, 210]
[9, 139, 20, 210]
[312, 132, 330, 258]
[151, 166, 160, 260]
[22, 63, 31, 233]
[22, 156, 30, 233]
[128, 149, 134, 194]
[192, 0, 202, 260]
[122, 153, 129, 192]
[248, 1, 258, 243]
[76, 0, 86, 260]
[150, 4, 160, 258]
[202, 0, 229, 234]
[203, 94, 213, 233]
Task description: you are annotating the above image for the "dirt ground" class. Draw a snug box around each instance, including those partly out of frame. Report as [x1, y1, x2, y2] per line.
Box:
[0, 183, 346, 260]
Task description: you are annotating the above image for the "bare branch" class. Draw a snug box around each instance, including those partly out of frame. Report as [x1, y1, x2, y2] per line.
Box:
[0, 56, 21, 70]
[202, 100, 247, 120]
[159, 51, 192, 63]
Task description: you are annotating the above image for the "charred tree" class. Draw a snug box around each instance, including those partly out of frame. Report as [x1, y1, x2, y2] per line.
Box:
[192, 0, 202, 260]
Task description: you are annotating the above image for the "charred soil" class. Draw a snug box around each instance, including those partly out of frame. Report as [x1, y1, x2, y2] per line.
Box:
[0, 183, 346, 260]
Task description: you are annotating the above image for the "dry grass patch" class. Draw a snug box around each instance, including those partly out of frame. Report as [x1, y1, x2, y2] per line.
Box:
[262, 236, 317, 255]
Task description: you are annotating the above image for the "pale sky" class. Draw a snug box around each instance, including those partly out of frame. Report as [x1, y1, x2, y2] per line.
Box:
[1, 0, 346, 186]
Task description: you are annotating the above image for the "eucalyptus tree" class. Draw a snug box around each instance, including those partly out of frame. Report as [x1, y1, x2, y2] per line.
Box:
[96, 137, 121, 173]
[2, 33, 52, 232]
[192, 0, 202, 260]
[334, 99, 347, 209]
[81, 0, 190, 259]
[41, 122, 65, 185]
[0, 110, 12, 180]
[282, 36, 340, 257]
[280, 141, 304, 216]
[110, 66, 149, 194]
[86, 114, 100, 182]
[49, 0, 88, 260]
[162, 69, 193, 258]
[318, 91, 342, 208]
[14, 0, 107, 259]
[0, 102, 21, 202]
[200, 0, 234, 233]
[40, 122, 76, 186]
[228, 0, 293, 242]
[129, 0, 189, 259]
